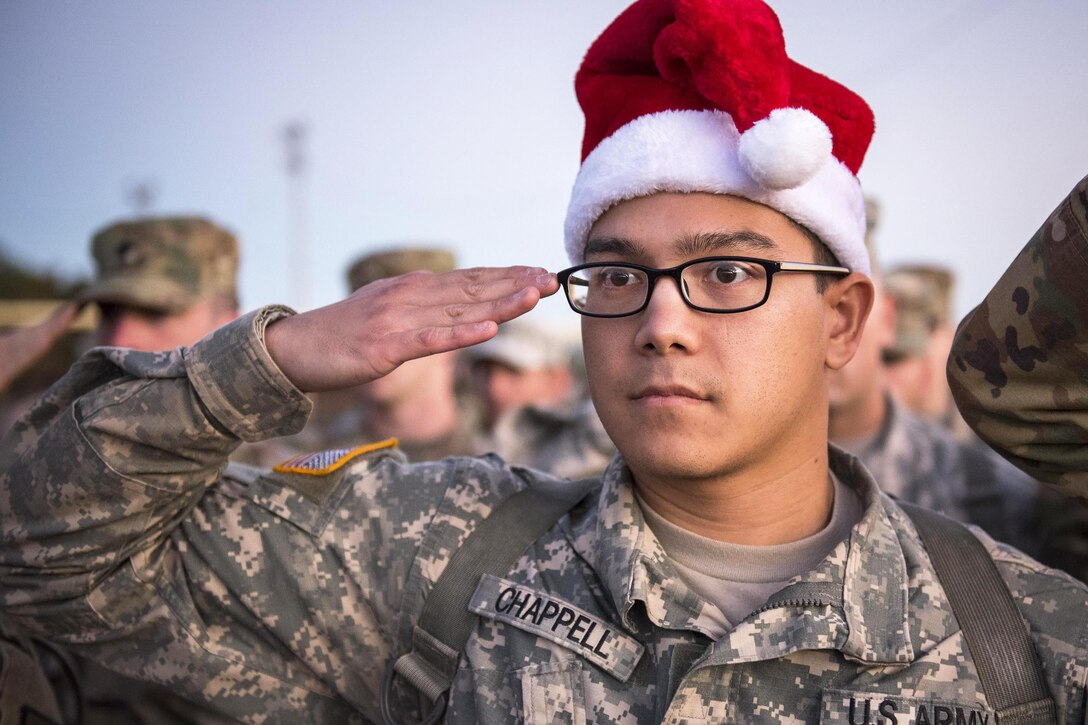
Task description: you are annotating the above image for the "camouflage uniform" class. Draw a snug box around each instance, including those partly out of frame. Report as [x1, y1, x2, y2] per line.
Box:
[81, 216, 240, 314]
[948, 173, 1088, 584]
[478, 399, 615, 479]
[841, 394, 1040, 555]
[2, 308, 1087, 723]
[948, 173, 1088, 499]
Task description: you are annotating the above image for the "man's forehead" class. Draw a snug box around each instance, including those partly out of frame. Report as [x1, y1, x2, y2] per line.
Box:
[584, 230, 783, 262]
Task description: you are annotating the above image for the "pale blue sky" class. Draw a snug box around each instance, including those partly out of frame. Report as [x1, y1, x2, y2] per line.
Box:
[2, 1, 1086, 324]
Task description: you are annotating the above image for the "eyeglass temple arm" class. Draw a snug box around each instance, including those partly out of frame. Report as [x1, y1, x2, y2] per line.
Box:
[777, 262, 850, 275]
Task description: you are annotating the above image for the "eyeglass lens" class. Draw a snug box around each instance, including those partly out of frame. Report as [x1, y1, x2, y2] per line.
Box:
[565, 259, 770, 315]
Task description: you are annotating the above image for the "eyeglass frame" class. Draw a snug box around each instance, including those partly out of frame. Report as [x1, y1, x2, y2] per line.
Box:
[556, 255, 851, 318]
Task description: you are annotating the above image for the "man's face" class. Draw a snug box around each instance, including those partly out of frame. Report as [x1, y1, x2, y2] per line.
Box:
[357, 352, 456, 406]
[472, 360, 573, 426]
[581, 192, 867, 485]
[96, 299, 237, 351]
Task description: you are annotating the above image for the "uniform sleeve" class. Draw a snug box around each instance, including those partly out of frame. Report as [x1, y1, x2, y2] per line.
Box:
[0, 308, 382, 721]
[948, 174, 1088, 500]
[0, 306, 309, 607]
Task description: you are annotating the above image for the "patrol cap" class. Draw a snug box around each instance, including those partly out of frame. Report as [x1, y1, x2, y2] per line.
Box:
[467, 318, 573, 372]
[81, 217, 239, 314]
[347, 246, 457, 292]
[883, 264, 955, 359]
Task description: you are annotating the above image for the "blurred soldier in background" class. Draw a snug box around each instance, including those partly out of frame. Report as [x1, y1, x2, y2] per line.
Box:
[883, 264, 968, 436]
[311, 246, 481, 461]
[949, 172, 1088, 582]
[828, 212, 1039, 551]
[1, 216, 243, 724]
[467, 318, 614, 478]
[82, 216, 240, 349]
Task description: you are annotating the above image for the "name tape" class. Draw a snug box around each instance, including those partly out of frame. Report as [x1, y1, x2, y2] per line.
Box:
[821, 690, 997, 725]
[469, 574, 644, 681]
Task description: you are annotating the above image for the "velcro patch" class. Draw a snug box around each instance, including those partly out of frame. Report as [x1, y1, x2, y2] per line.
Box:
[820, 690, 996, 724]
[273, 439, 397, 476]
[470, 574, 644, 682]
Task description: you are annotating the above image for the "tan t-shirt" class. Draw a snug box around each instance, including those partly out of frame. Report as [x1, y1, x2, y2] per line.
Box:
[638, 474, 863, 637]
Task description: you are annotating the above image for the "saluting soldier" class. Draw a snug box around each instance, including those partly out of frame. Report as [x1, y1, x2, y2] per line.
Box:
[3, 1, 1087, 723]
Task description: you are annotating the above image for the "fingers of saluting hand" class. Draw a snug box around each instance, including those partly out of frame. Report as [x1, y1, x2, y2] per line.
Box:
[360, 266, 558, 368]
[373, 266, 557, 328]
[266, 266, 559, 393]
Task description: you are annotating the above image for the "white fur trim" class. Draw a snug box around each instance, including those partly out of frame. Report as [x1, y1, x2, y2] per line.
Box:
[564, 109, 869, 275]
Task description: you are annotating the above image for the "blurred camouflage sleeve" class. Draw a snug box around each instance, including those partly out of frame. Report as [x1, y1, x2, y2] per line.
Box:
[0, 305, 528, 721]
[948, 173, 1088, 498]
[0, 306, 310, 606]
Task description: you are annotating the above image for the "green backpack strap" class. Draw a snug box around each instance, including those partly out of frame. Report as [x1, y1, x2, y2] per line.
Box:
[380, 477, 600, 725]
[899, 502, 1057, 725]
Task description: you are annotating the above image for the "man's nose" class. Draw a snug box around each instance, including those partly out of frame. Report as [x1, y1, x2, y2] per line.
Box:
[633, 275, 699, 354]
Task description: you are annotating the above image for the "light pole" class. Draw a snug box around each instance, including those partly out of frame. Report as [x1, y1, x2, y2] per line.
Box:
[283, 120, 310, 310]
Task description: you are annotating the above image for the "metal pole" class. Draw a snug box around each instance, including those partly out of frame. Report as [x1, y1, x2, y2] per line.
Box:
[283, 121, 310, 310]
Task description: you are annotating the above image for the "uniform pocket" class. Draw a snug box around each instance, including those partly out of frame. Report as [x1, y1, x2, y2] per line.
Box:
[520, 660, 587, 725]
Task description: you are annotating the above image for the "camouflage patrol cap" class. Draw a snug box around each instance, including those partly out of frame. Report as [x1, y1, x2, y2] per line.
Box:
[883, 264, 955, 359]
[347, 246, 457, 292]
[81, 217, 239, 313]
[466, 318, 574, 372]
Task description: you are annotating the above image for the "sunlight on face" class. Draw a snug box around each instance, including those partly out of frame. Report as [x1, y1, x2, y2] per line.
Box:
[580, 193, 845, 486]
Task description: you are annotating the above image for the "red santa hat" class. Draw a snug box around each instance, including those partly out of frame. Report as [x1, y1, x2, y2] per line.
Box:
[564, 0, 875, 275]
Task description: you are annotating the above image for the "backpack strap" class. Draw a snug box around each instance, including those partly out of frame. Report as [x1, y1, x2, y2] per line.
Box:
[380, 477, 599, 725]
[899, 502, 1057, 725]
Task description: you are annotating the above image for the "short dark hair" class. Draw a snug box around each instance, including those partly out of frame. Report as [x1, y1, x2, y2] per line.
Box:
[790, 220, 843, 293]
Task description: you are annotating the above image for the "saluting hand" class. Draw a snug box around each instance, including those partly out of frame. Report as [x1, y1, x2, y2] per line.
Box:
[266, 266, 559, 392]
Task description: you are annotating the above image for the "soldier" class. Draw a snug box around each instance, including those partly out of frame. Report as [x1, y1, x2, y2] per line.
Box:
[882, 264, 964, 431]
[314, 246, 481, 462]
[2, 217, 245, 724]
[467, 318, 615, 478]
[828, 252, 1038, 550]
[82, 216, 241, 350]
[949, 172, 1088, 582]
[2, 2, 1087, 724]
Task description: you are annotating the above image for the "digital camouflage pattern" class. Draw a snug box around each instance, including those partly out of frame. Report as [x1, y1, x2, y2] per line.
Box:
[346, 247, 457, 292]
[2, 310, 1087, 723]
[844, 395, 1040, 555]
[948, 173, 1088, 499]
[475, 400, 615, 479]
[80, 216, 240, 313]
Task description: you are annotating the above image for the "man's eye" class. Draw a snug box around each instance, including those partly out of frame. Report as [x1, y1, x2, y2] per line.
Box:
[708, 263, 752, 284]
[599, 268, 636, 287]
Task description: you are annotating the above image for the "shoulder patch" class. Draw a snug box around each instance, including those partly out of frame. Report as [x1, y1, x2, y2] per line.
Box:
[273, 438, 398, 476]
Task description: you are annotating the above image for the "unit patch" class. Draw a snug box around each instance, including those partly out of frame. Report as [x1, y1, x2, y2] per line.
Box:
[273, 439, 397, 476]
[820, 690, 996, 725]
[469, 574, 644, 681]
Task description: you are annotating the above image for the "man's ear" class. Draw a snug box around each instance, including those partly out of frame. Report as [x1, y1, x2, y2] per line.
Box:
[824, 273, 874, 371]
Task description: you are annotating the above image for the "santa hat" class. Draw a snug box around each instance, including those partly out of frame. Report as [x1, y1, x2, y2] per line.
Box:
[564, 0, 875, 275]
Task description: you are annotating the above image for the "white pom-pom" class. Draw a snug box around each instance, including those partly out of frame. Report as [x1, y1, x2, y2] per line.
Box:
[738, 108, 833, 190]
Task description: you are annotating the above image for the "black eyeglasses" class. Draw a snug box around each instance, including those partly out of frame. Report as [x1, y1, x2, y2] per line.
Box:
[556, 256, 850, 318]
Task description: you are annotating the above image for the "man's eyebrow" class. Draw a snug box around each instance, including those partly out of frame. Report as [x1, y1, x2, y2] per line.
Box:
[583, 237, 646, 259]
[675, 231, 779, 257]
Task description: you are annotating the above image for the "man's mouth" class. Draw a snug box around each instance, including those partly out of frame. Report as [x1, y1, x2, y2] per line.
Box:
[631, 383, 710, 403]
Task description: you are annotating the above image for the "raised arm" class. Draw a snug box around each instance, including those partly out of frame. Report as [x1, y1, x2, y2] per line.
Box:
[948, 174, 1088, 499]
[0, 266, 557, 720]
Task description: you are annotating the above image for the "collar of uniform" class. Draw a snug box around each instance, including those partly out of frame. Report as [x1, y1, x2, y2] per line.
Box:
[567, 455, 719, 636]
[828, 445, 915, 664]
[569, 447, 915, 665]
